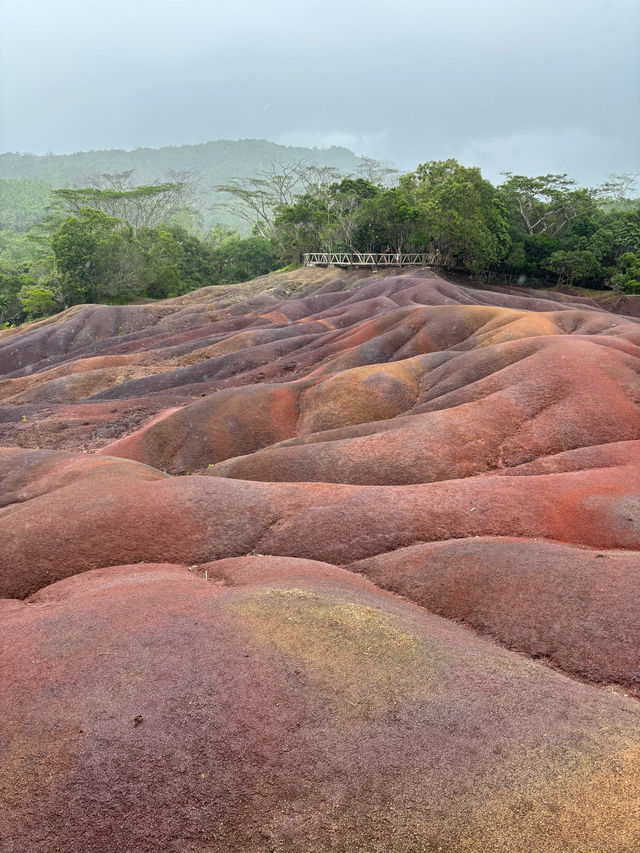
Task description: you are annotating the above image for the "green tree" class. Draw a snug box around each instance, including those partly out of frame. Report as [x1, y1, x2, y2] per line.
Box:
[51, 171, 195, 229]
[214, 160, 354, 244]
[136, 226, 183, 299]
[135, 224, 218, 298]
[542, 250, 602, 286]
[405, 159, 511, 270]
[51, 208, 142, 304]
[273, 194, 330, 260]
[610, 252, 640, 293]
[607, 210, 640, 256]
[18, 283, 58, 319]
[322, 178, 380, 251]
[0, 267, 28, 324]
[169, 225, 218, 290]
[210, 234, 279, 284]
[499, 173, 597, 238]
[358, 187, 421, 252]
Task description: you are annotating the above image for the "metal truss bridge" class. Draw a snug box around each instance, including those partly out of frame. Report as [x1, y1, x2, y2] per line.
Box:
[303, 252, 436, 268]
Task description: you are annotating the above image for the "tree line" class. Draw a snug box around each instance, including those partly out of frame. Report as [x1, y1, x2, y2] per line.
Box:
[0, 175, 280, 325]
[264, 162, 639, 291]
[1, 159, 638, 326]
[213, 158, 640, 291]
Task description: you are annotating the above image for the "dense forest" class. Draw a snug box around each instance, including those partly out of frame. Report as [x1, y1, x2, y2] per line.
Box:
[270, 163, 640, 288]
[0, 146, 638, 327]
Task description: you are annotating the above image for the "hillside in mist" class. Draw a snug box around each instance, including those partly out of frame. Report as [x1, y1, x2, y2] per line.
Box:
[0, 139, 367, 231]
[0, 138, 364, 183]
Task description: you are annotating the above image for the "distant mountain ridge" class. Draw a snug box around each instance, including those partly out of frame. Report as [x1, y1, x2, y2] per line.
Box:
[0, 138, 365, 185]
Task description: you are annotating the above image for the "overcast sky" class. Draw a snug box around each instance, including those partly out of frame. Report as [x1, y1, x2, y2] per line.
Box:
[1, 0, 638, 185]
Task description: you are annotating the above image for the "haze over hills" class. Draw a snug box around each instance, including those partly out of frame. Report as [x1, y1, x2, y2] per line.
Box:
[0, 138, 366, 184]
[0, 139, 369, 232]
[1, 265, 639, 850]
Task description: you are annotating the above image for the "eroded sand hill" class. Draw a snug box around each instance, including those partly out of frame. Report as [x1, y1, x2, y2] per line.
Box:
[1, 267, 639, 852]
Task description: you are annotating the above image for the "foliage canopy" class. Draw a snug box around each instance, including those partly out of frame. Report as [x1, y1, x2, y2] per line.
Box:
[1, 156, 639, 327]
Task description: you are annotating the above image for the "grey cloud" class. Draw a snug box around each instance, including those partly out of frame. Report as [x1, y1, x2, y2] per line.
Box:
[1, 0, 638, 184]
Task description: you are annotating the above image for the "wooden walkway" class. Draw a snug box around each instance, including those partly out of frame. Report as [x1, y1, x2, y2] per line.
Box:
[304, 252, 436, 268]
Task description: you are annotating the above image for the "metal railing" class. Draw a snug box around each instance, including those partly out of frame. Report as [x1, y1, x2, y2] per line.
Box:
[303, 252, 436, 268]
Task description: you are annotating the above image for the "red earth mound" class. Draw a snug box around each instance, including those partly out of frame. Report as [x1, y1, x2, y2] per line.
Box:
[2, 444, 639, 599]
[349, 537, 640, 696]
[1, 267, 639, 850]
[1, 269, 637, 456]
[2, 560, 639, 852]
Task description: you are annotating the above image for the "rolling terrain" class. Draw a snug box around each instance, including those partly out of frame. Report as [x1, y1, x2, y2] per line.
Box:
[1, 267, 639, 851]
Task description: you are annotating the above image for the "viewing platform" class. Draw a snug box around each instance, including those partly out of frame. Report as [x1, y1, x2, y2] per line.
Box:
[303, 252, 436, 268]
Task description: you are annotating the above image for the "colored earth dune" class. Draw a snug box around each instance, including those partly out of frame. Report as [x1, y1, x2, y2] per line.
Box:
[1, 267, 639, 851]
